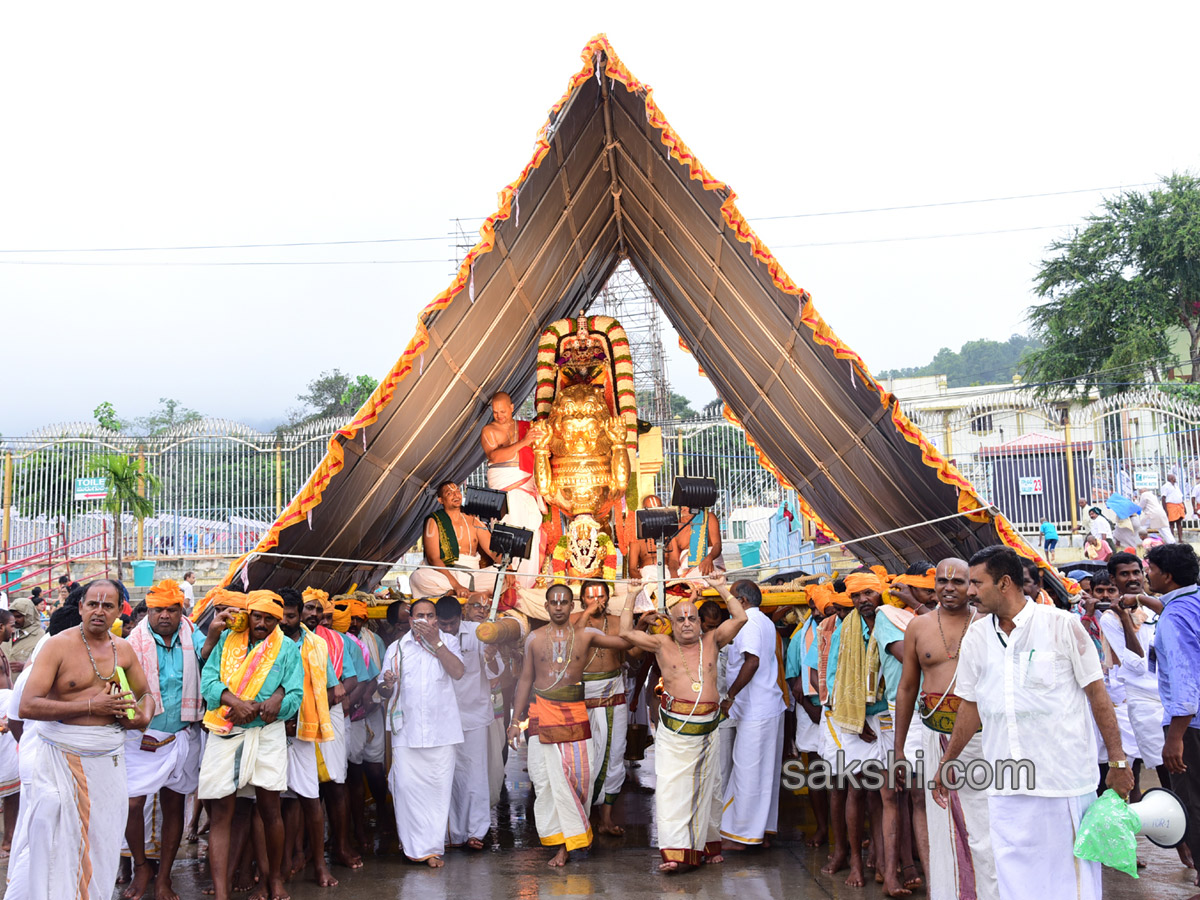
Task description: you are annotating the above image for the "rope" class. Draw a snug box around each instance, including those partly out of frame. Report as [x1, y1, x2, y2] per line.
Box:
[237, 506, 997, 586]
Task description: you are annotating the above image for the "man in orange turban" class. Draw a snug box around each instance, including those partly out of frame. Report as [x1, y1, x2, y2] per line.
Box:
[124, 579, 205, 900]
[198, 586, 303, 900]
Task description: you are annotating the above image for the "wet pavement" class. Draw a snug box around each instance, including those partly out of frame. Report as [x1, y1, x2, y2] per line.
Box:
[4, 742, 1197, 899]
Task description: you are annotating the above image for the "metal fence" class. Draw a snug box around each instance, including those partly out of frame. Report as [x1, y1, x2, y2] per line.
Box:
[910, 390, 1200, 540]
[1, 417, 344, 563]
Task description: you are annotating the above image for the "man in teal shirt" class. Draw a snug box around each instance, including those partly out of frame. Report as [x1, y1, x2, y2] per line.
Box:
[124, 579, 207, 900]
[197, 591, 303, 900]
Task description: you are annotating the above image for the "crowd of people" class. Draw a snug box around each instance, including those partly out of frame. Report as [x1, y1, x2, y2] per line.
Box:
[0, 537, 1197, 900]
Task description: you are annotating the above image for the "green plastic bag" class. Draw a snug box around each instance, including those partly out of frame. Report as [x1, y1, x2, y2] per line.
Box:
[1073, 789, 1140, 878]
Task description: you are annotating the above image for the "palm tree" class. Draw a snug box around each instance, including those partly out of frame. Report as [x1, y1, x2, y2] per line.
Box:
[89, 453, 161, 582]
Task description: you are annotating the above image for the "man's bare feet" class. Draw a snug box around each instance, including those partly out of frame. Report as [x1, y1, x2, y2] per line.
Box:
[466, 838, 484, 850]
[882, 871, 912, 897]
[117, 859, 133, 885]
[233, 871, 258, 893]
[821, 851, 849, 876]
[1180, 843, 1195, 868]
[268, 876, 291, 900]
[547, 846, 569, 867]
[720, 839, 749, 852]
[901, 864, 923, 891]
[154, 874, 181, 900]
[705, 853, 725, 864]
[845, 863, 866, 888]
[333, 852, 363, 870]
[425, 856, 444, 868]
[805, 832, 829, 848]
[247, 883, 268, 900]
[313, 866, 338, 888]
[121, 861, 155, 899]
[597, 823, 625, 836]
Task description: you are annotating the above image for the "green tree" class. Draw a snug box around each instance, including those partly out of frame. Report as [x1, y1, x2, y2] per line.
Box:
[878, 334, 1039, 387]
[93, 402, 122, 432]
[290, 370, 380, 425]
[1021, 173, 1200, 395]
[134, 398, 202, 435]
[89, 453, 162, 581]
[636, 389, 697, 420]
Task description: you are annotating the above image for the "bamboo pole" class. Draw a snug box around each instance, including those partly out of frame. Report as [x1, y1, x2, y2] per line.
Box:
[1, 451, 12, 567]
[137, 449, 146, 560]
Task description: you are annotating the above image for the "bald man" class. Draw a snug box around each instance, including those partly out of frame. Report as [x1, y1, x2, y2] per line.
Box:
[481, 391, 545, 586]
[893, 558, 997, 900]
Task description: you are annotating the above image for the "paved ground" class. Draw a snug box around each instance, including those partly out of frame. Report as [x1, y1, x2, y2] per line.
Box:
[3, 742, 1197, 899]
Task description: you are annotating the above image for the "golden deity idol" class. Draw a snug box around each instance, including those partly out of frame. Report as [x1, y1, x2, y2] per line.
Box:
[531, 315, 637, 526]
[533, 383, 630, 519]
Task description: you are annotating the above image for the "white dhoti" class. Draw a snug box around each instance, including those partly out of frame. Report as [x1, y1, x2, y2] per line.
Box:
[823, 710, 894, 774]
[1126, 693, 1166, 767]
[921, 723, 999, 900]
[987, 792, 1100, 900]
[487, 465, 544, 587]
[720, 713, 784, 844]
[794, 706, 822, 754]
[409, 554, 497, 598]
[487, 717, 506, 807]
[656, 702, 724, 866]
[527, 734, 595, 851]
[197, 720, 288, 799]
[121, 792, 164, 861]
[389, 742, 456, 861]
[0, 688, 18, 798]
[285, 736, 321, 800]
[7, 721, 125, 900]
[583, 672, 628, 806]
[124, 725, 202, 798]
[316, 702, 349, 783]
[449, 724, 491, 844]
[347, 706, 386, 765]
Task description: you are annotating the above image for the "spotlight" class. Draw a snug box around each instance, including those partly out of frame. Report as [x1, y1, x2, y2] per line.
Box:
[462, 485, 508, 521]
[670, 476, 718, 510]
[636, 506, 680, 541]
[489, 524, 534, 561]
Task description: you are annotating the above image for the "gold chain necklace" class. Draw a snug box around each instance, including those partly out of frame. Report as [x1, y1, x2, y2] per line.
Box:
[675, 636, 704, 694]
[79, 624, 118, 682]
[936, 607, 975, 660]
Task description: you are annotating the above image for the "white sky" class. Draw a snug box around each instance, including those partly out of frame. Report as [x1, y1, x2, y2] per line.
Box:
[3, 2, 1198, 434]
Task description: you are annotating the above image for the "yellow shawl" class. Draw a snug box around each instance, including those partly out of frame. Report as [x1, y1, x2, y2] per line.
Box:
[202, 628, 283, 735]
[297, 626, 334, 743]
[830, 609, 869, 735]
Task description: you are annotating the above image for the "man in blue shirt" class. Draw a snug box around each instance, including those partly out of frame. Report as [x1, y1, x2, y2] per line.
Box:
[123, 579, 206, 900]
[198, 591, 303, 900]
[1148, 543, 1200, 886]
[1039, 518, 1059, 563]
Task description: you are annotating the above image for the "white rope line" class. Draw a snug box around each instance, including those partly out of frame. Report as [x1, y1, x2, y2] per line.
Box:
[238, 506, 999, 586]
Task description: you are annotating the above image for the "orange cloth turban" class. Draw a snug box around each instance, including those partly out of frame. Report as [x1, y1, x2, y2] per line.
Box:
[805, 583, 835, 614]
[215, 589, 248, 610]
[894, 569, 936, 590]
[843, 572, 885, 596]
[302, 587, 329, 606]
[146, 579, 186, 609]
[246, 590, 284, 619]
[331, 601, 353, 633]
[348, 599, 370, 620]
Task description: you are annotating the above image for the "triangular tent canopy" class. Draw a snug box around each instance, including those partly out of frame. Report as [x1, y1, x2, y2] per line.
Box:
[229, 35, 1053, 594]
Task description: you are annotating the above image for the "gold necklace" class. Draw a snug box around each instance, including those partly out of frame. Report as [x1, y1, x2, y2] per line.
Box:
[676, 637, 704, 694]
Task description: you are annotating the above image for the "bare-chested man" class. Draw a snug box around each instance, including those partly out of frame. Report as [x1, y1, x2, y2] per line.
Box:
[576, 579, 644, 836]
[507, 584, 631, 866]
[893, 558, 997, 900]
[481, 392, 545, 586]
[619, 575, 747, 872]
[14, 579, 153, 900]
[668, 506, 723, 578]
[409, 481, 497, 599]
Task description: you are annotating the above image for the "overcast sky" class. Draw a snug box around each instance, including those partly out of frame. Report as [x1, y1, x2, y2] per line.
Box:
[4, 3, 1198, 435]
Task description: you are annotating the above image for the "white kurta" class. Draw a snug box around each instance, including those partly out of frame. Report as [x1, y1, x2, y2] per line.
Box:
[383, 631, 463, 860]
[955, 601, 1105, 899]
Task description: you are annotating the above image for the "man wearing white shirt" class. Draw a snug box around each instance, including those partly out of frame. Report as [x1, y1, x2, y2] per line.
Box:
[719, 579, 787, 849]
[1162, 474, 1186, 543]
[933, 546, 1134, 900]
[378, 598, 465, 868]
[1087, 507, 1114, 549]
[180, 572, 196, 614]
[437, 595, 501, 850]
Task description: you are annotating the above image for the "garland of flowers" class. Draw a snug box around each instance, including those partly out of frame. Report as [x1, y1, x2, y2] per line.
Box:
[548, 532, 617, 586]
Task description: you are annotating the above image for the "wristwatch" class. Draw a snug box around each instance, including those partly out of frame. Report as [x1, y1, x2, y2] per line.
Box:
[1110, 759, 1129, 769]
[434, 640, 444, 650]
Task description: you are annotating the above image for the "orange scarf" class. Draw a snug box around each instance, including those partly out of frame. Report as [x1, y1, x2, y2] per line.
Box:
[202, 628, 283, 734]
[296, 627, 334, 743]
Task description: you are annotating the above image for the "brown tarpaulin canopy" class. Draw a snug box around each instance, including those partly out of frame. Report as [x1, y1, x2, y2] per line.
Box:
[227, 36, 1052, 596]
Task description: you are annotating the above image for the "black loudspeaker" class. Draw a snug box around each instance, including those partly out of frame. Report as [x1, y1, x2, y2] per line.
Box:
[461, 485, 508, 521]
[490, 524, 534, 561]
[636, 506, 680, 541]
[670, 476, 718, 510]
